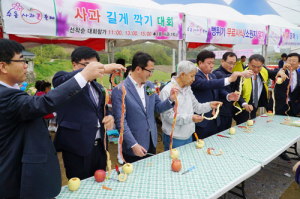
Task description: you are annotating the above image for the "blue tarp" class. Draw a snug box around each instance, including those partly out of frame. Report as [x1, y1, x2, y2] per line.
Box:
[151, 0, 228, 6]
[230, 0, 279, 16]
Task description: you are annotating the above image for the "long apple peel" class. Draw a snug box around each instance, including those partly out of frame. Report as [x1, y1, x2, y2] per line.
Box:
[285, 65, 292, 121]
[267, 81, 276, 123]
[206, 148, 224, 156]
[234, 77, 245, 115]
[169, 84, 178, 157]
[201, 104, 220, 120]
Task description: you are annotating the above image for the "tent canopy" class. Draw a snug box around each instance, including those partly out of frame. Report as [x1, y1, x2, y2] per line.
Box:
[151, 0, 228, 6]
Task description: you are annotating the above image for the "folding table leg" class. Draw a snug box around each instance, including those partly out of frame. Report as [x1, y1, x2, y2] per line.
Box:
[286, 143, 300, 159]
[228, 181, 247, 199]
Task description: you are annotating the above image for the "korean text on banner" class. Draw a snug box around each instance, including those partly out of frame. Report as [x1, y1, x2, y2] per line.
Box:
[186, 15, 268, 45]
[2, 0, 183, 40]
[268, 26, 300, 46]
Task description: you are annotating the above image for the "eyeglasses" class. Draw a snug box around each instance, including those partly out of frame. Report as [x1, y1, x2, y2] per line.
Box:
[225, 61, 236, 66]
[76, 62, 90, 67]
[143, 68, 155, 74]
[5, 60, 28, 64]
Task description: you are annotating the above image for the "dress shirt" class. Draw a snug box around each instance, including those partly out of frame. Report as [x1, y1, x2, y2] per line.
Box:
[0, 81, 20, 89]
[287, 70, 297, 102]
[242, 74, 263, 107]
[88, 82, 102, 140]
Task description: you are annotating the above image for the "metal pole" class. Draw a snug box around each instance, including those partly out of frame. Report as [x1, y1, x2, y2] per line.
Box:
[111, 41, 114, 63]
[172, 49, 176, 72]
[0, 1, 9, 39]
[178, 40, 182, 65]
[107, 40, 110, 64]
[182, 14, 187, 61]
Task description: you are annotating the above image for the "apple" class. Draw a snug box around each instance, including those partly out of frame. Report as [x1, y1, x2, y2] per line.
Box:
[170, 149, 179, 159]
[122, 163, 133, 174]
[229, 127, 236, 135]
[267, 111, 273, 116]
[171, 159, 182, 172]
[68, 177, 81, 191]
[94, 169, 106, 182]
[195, 139, 205, 148]
[276, 77, 283, 84]
[247, 120, 254, 126]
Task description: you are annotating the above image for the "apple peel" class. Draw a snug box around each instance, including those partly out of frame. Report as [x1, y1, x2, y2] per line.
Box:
[147, 162, 153, 167]
[206, 148, 224, 156]
[202, 104, 221, 120]
[118, 173, 128, 182]
[102, 185, 112, 190]
[233, 77, 245, 115]
[169, 84, 178, 158]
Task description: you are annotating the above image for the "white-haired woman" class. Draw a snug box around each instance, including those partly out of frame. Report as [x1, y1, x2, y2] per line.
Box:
[159, 61, 222, 151]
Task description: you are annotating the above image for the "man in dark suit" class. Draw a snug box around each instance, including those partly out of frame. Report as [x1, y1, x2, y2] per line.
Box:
[0, 39, 123, 199]
[234, 54, 287, 125]
[213, 52, 254, 132]
[191, 50, 242, 139]
[52, 46, 122, 180]
[111, 52, 179, 163]
[278, 53, 287, 69]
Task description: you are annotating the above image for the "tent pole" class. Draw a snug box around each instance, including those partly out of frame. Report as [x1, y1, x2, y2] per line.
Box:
[172, 49, 176, 72]
[178, 40, 182, 64]
[182, 14, 187, 61]
[111, 41, 114, 63]
[0, 1, 9, 39]
[107, 40, 111, 64]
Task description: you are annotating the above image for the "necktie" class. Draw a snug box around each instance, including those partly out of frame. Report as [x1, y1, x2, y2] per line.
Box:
[291, 71, 294, 92]
[205, 74, 209, 81]
[254, 75, 258, 108]
[88, 84, 98, 107]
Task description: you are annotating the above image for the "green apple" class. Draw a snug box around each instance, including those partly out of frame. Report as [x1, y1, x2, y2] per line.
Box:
[170, 149, 179, 159]
[122, 163, 133, 174]
[195, 139, 205, 148]
[229, 127, 236, 135]
[68, 177, 81, 191]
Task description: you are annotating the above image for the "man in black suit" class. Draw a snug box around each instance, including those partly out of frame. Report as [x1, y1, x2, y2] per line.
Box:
[234, 54, 287, 125]
[213, 52, 253, 132]
[278, 53, 287, 69]
[53, 46, 115, 180]
[0, 39, 125, 199]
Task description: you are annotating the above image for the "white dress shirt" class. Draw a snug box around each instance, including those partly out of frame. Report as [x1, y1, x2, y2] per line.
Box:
[0, 81, 20, 89]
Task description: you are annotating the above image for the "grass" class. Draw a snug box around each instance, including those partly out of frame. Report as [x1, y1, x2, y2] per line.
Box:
[29, 59, 172, 90]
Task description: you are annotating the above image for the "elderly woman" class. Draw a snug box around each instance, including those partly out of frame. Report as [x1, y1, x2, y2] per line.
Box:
[160, 61, 222, 151]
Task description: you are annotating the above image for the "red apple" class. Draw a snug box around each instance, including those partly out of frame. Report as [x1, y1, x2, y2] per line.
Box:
[94, 169, 106, 182]
[171, 159, 182, 172]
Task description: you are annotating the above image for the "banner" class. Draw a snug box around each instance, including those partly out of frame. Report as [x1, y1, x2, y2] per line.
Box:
[186, 15, 267, 45]
[213, 49, 254, 59]
[2, 0, 183, 40]
[268, 26, 300, 46]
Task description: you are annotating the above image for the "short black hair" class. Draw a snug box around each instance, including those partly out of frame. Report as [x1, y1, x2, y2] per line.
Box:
[241, 56, 246, 59]
[71, 46, 100, 63]
[189, 59, 197, 64]
[249, 54, 265, 64]
[35, 80, 45, 91]
[0, 39, 24, 65]
[116, 58, 126, 66]
[287, 53, 300, 62]
[196, 50, 215, 64]
[40, 81, 51, 92]
[171, 72, 177, 78]
[222, 52, 237, 61]
[131, 51, 156, 71]
[124, 65, 132, 78]
[281, 53, 287, 58]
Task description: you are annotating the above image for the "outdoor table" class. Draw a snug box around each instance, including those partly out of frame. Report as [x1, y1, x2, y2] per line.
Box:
[214, 115, 300, 166]
[57, 142, 260, 199]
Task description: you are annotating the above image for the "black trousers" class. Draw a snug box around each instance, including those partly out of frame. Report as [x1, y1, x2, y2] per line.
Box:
[218, 115, 233, 132]
[123, 135, 156, 163]
[193, 120, 218, 140]
[276, 102, 296, 117]
[62, 138, 107, 180]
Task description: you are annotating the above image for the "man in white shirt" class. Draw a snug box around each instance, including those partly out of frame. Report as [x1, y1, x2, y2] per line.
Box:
[0, 39, 125, 198]
[160, 61, 222, 150]
[111, 51, 179, 163]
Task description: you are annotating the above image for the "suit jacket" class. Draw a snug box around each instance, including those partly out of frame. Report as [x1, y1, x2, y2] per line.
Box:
[0, 78, 82, 198]
[296, 164, 300, 185]
[191, 70, 229, 128]
[111, 77, 173, 156]
[278, 60, 284, 69]
[237, 68, 278, 110]
[52, 69, 111, 157]
[268, 70, 300, 115]
[213, 66, 239, 117]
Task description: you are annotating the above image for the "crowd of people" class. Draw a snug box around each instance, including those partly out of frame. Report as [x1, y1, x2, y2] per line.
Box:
[1, 38, 300, 198]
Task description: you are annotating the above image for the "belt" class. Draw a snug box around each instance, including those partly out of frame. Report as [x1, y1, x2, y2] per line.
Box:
[94, 138, 102, 146]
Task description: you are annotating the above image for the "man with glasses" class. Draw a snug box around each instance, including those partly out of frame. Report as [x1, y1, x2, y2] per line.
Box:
[111, 51, 179, 163]
[0, 39, 125, 199]
[52, 46, 122, 180]
[213, 52, 254, 132]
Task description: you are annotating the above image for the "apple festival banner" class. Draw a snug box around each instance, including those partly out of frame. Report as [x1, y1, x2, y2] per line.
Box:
[268, 26, 300, 46]
[185, 15, 268, 45]
[2, 0, 183, 40]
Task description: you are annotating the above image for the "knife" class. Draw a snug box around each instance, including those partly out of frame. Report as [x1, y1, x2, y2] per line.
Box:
[182, 166, 195, 175]
[217, 134, 232, 139]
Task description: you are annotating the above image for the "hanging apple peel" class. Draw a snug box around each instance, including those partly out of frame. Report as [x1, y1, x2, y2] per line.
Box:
[202, 104, 221, 120]
[233, 77, 245, 115]
[169, 84, 179, 159]
[284, 66, 292, 121]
